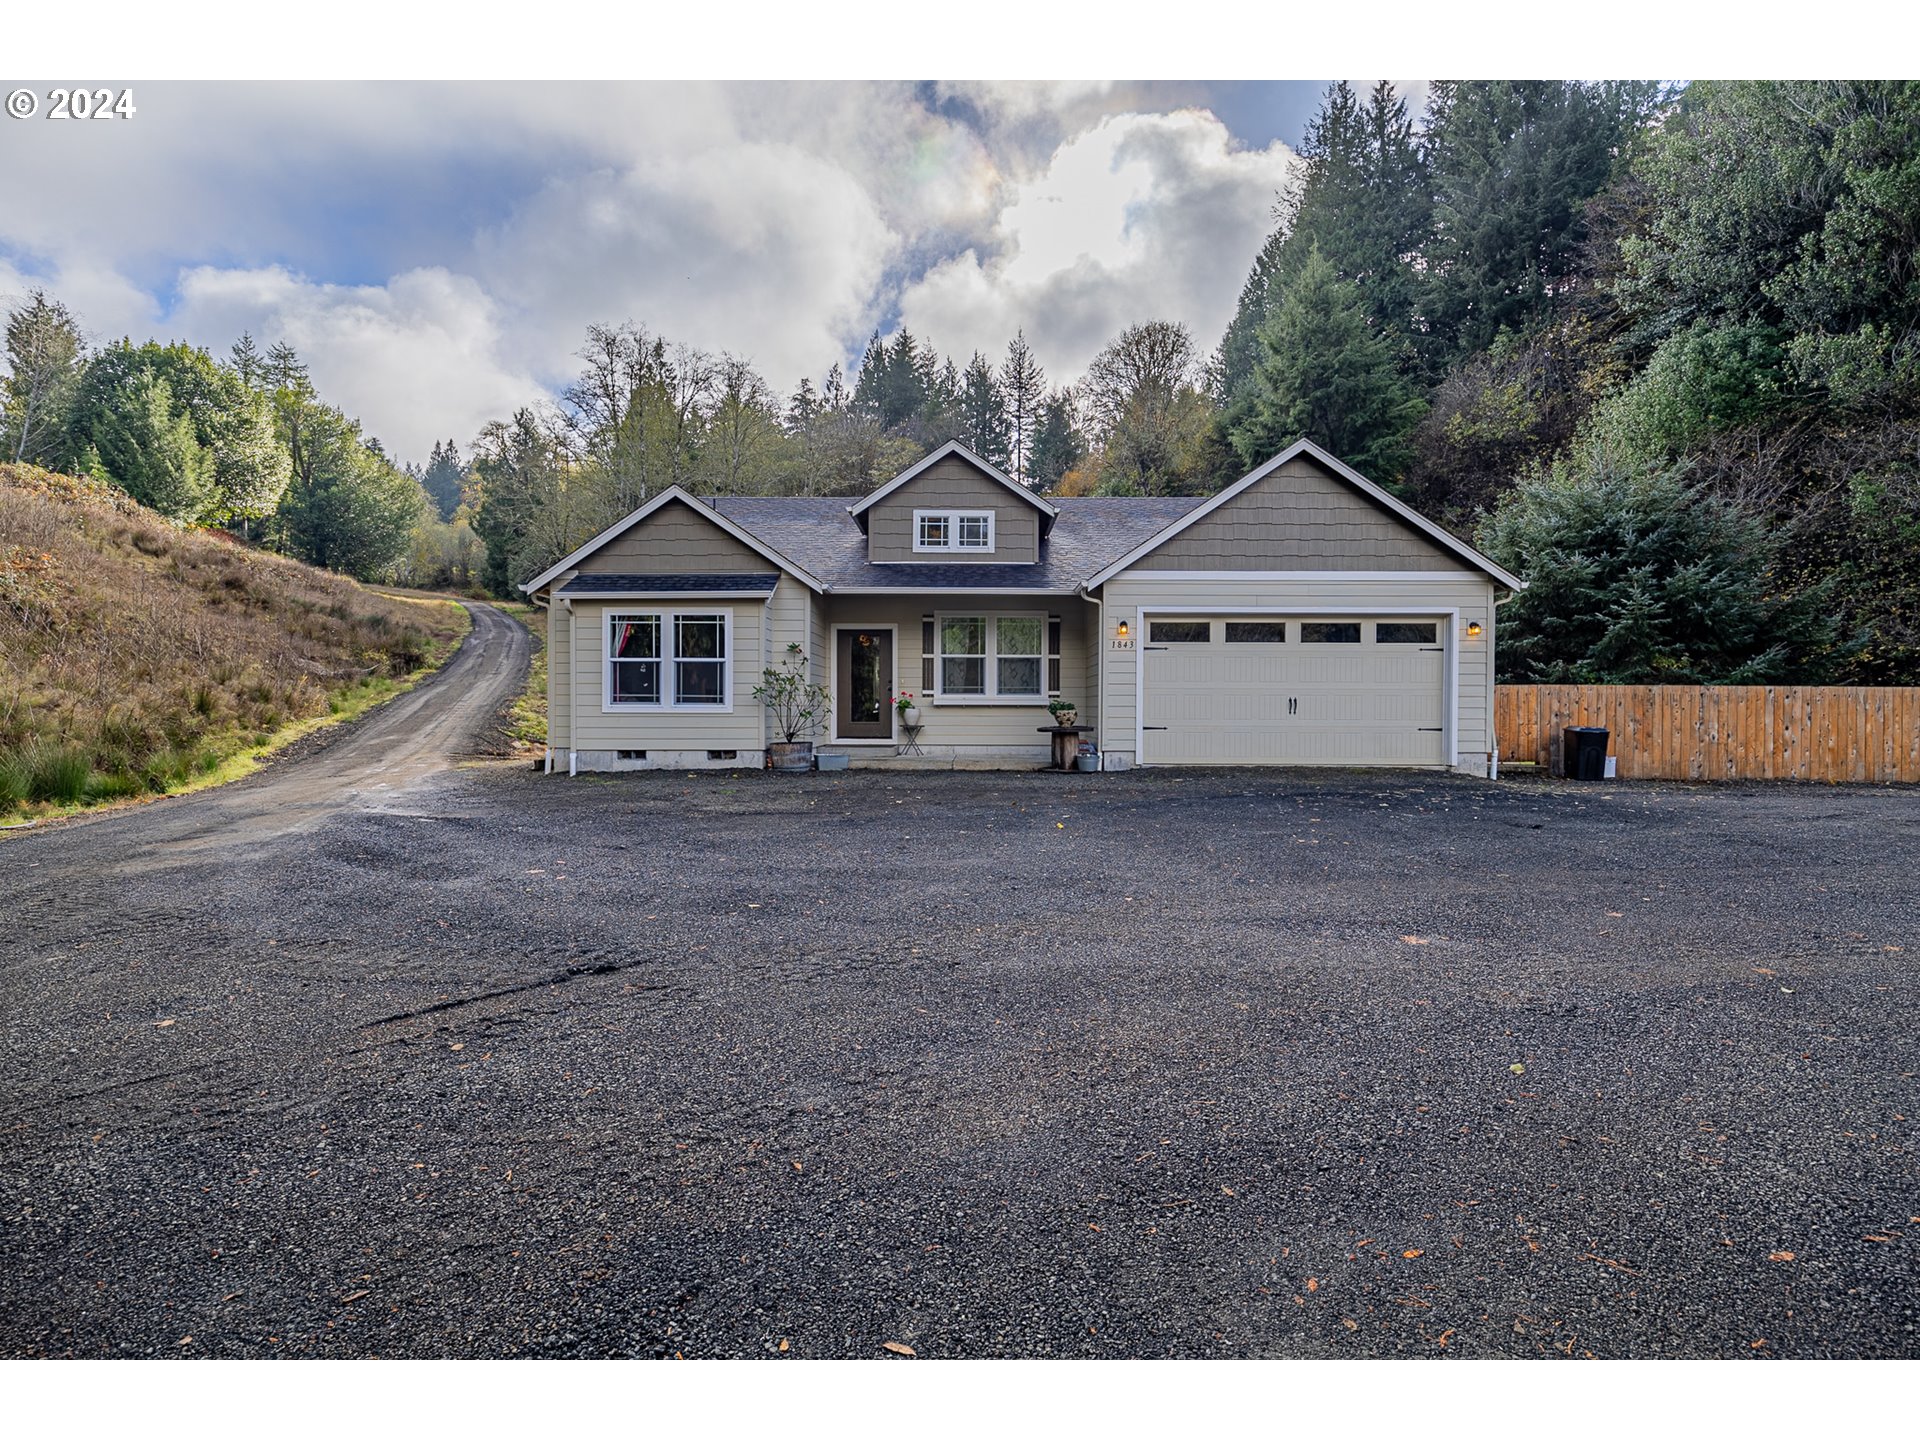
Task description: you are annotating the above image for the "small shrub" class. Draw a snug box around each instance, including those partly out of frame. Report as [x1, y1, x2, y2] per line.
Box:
[191, 684, 216, 717]
[3, 741, 92, 803]
[86, 771, 143, 801]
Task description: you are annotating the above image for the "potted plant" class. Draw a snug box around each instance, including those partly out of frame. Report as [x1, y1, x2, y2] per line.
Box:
[892, 691, 921, 728]
[753, 644, 831, 773]
[1048, 697, 1078, 729]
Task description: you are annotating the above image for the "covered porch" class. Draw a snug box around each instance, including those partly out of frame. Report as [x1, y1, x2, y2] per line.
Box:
[810, 593, 1100, 769]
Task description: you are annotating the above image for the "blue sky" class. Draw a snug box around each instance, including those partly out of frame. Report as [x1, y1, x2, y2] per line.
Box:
[0, 80, 1362, 464]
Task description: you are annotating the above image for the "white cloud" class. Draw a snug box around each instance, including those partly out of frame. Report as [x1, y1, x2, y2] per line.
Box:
[472, 138, 903, 394]
[1, 82, 1320, 463]
[168, 265, 545, 460]
[896, 109, 1299, 382]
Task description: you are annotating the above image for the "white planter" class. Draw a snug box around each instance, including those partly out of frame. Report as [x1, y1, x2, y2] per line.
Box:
[900, 707, 922, 727]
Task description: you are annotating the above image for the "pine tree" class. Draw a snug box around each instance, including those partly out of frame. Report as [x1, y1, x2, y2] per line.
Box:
[265, 340, 310, 394]
[1229, 245, 1427, 479]
[90, 370, 214, 520]
[957, 352, 1011, 468]
[229, 332, 264, 388]
[1421, 81, 1661, 362]
[999, 330, 1046, 486]
[421, 439, 466, 520]
[1478, 449, 1839, 683]
[1214, 81, 1430, 410]
[2, 289, 85, 466]
[1027, 390, 1085, 492]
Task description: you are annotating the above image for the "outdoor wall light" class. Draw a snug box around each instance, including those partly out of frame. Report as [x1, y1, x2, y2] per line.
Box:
[1466, 621, 1483, 638]
[1116, 619, 1130, 639]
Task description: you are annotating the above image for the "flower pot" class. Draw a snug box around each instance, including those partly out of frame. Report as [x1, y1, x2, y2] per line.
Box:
[900, 707, 922, 727]
[1052, 710, 1077, 729]
[768, 741, 814, 774]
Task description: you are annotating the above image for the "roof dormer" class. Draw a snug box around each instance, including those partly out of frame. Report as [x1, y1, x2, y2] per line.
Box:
[848, 440, 1057, 565]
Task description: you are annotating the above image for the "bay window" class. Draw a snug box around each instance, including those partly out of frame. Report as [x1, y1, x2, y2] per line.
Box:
[605, 609, 731, 710]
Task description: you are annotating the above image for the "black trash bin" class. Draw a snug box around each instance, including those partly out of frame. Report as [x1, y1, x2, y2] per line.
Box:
[1564, 725, 1610, 781]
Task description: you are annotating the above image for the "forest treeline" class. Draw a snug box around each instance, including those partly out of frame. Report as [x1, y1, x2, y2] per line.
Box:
[5, 80, 1916, 683]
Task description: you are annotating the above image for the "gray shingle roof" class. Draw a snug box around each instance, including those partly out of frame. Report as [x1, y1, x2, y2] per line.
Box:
[557, 572, 780, 595]
[708, 495, 1203, 591]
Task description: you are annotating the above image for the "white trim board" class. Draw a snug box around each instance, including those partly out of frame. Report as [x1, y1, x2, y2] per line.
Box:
[521, 485, 825, 595]
[847, 439, 1058, 522]
[1082, 438, 1525, 592]
[1131, 604, 1463, 771]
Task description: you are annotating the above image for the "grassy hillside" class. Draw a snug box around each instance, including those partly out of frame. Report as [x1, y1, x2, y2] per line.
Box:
[0, 463, 467, 817]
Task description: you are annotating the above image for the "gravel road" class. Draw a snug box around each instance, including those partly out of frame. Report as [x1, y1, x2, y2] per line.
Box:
[2, 648, 1915, 1357]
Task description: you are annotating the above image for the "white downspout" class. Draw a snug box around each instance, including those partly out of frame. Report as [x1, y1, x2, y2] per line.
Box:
[561, 594, 576, 776]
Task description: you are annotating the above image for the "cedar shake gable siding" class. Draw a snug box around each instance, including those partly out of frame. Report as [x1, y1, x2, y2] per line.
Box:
[1127, 452, 1464, 573]
[864, 455, 1041, 565]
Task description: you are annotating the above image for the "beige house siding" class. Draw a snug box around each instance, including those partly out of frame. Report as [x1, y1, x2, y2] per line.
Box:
[546, 600, 573, 750]
[815, 594, 1096, 760]
[1131, 455, 1462, 572]
[1095, 572, 1498, 775]
[866, 457, 1041, 564]
[564, 597, 767, 763]
[575, 499, 772, 574]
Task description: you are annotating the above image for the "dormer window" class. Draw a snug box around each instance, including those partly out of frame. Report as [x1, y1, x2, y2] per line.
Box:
[914, 509, 994, 553]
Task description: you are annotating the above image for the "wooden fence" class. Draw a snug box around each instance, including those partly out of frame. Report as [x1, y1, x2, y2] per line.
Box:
[1494, 685, 1920, 783]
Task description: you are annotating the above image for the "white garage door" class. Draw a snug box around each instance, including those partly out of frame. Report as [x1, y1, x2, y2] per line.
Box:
[1140, 615, 1448, 766]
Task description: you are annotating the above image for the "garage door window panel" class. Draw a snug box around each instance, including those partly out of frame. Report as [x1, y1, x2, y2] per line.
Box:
[1225, 621, 1287, 643]
[1150, 620, 1212, 644]
[1300, 622, 1361, 644]
[1376, 621, 1439, 644]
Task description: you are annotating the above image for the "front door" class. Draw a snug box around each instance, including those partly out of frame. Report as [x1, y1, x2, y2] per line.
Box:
[836, 628, 893, 739]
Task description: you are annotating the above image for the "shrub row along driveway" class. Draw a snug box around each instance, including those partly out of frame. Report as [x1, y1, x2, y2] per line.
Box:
[2, 747, 1915, 1357]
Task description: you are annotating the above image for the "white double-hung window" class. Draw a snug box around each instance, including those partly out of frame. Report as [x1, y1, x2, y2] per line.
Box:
[914, 509, 994, 552]
[605, 609, 731, 710]
[935, 614, 1045, 701]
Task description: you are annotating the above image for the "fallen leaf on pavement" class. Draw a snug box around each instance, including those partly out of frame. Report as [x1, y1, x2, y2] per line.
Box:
[1400, 935, 1430, 945]
[1403, 1249, 1423, 1259]
[1342, 1317, 1358, 1331]
[1769, 1252, 1795, 1262]
[882, 1341, 915, 1356]
[778, 1339, 789, 1352]
[341, 1290, 370, 1303]
[155, 1019, 176, 1028]
[1305, 1277, 1319, 1292]
[1510, 1063, 1526, 1074]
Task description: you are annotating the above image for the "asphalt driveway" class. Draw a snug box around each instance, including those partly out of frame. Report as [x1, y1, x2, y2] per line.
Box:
[3, 754, 1916, 1357]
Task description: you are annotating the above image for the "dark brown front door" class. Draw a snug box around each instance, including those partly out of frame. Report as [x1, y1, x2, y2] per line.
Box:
[836, 628, 893, 739]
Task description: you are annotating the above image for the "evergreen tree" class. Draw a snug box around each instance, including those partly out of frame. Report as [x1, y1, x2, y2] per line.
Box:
[1478, 448, 1839, 683]
[1229, 245, 1428, 478]
[67, 340, 288, 522]
[850, 330, 888, 419]
[420, 439, 466, 519]
[228, 332, 265, 388]
[1215, 81, 1430, 408]
[2, 289, 85, 466]
[271, 391, 427, 580]
[1027, 390, 1086, 492]
[957, 352, 1011, 468]
[1421, 80, 1661, 362]
[90, 370, 214, 520]
[999, 330, 1046, 485]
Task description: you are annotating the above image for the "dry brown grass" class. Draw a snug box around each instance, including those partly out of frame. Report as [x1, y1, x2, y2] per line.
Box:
[0, 464, 466, 811]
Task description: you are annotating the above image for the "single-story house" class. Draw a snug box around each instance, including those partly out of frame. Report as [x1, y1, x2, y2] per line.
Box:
[519, 437, 1523, 775]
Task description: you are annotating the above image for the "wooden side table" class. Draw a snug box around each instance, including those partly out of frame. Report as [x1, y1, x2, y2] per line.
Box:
[1037, 724, 1095, 769]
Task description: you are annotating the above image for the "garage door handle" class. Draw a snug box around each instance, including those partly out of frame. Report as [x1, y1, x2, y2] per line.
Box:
[1418, 727, 1443, 732]
[1142, 725, 1169, 731]
[1143, 645, 1169, 651]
